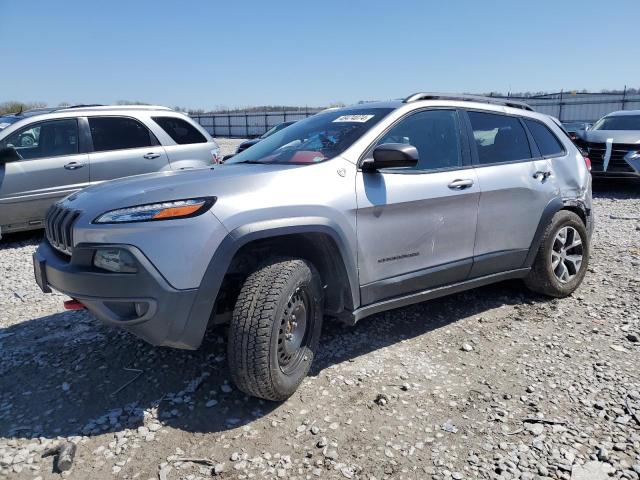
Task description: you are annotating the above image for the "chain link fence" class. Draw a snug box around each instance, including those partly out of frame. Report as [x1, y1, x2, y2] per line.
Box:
[190, 109, 321, 138]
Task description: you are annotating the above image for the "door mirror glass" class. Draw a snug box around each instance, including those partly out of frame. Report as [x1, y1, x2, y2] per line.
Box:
[0, 146, 22, 164]
[365, 143, 419, 171]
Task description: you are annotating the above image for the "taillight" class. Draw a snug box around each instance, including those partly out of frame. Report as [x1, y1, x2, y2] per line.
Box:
[579, 148, 591, 171]
[210, 147, 222, 164]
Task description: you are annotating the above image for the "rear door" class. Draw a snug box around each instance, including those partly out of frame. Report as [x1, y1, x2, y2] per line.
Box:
[0, 118, 89, 231]
[356, 109, 479, 305]
[87, 116, 170, 183]
[151, 115, 217, 166]
[464, 110, 557, 277]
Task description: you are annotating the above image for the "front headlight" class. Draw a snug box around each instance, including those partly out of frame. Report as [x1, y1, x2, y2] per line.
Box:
[93, 197, 216, 224]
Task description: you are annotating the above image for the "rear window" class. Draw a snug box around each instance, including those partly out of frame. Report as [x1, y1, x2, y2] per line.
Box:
[525, 119, 565, 157]
[153, 117, 207, 144]
[468, 111, 532, 164]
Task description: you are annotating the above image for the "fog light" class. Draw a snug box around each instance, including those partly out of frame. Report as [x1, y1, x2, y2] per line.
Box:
[93, 249, 138, 273]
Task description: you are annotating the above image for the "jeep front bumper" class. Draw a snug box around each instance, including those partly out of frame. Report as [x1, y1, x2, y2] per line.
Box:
[33, 241, 213, 349]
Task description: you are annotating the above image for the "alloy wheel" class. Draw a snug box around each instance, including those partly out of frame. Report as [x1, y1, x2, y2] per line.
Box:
[551, 226, 584, 283]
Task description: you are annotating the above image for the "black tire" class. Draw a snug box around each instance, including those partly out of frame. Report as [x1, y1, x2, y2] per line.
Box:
[227, 258, 323, 401]
[524, 210, 589, 298]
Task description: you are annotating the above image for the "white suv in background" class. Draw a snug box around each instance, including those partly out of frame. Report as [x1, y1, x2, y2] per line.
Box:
[0, 105, 221, 237]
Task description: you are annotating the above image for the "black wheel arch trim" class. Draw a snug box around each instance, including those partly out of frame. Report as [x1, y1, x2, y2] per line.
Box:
[186, 217, 360, 342]
[523, 197, 591, 268]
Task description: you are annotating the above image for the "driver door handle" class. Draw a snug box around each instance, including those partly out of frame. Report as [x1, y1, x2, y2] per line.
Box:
[64, 162, 84, 170]
[143, 152, 161, 159]
[448, 179, 474, 190]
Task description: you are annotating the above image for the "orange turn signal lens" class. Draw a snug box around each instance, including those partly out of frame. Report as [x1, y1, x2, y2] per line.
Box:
[153, 203, 205, 219]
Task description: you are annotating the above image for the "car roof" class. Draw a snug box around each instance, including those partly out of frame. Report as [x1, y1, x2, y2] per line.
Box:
[604, 110, 640, 117]
[0, 105, 185, 138]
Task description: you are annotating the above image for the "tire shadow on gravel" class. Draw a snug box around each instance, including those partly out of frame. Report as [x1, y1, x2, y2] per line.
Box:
[0, 309, 280, 441]
[0, 279, 547, 442]
[312, 279, 542, 374]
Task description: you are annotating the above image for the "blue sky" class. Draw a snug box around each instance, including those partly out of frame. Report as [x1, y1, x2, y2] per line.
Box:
[1, 0, 638, 109]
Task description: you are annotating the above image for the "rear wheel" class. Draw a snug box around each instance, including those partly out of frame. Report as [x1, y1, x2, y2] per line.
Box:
[524, 210, 589, 297]
[227, 258, 323, 401]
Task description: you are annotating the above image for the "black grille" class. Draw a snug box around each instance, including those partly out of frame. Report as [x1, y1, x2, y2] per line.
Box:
[579, 141, 637, 173]
[45, 205, 80, 255]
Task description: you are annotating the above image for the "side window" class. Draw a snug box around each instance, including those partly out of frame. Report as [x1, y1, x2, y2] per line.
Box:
[374, 110, 462, 171]
[468, 111, 532, 164]
[1, 119, 78, 160]
[524, 119, 565, 157]
[152, 116, 207, 144]
[88, 117, 156, 152]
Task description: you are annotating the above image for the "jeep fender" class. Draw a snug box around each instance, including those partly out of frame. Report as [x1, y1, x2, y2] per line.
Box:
[180, 217, 359, 348]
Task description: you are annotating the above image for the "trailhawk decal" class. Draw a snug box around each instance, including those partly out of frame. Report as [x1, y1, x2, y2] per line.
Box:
[377, 252, 420, 264]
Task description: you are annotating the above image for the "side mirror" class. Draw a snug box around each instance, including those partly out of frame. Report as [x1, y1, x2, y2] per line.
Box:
[363, 143, 419, 171]
[0, 146, 21, 164]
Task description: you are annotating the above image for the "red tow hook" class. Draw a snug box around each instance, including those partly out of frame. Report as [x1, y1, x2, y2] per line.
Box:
[63, 299, 86, 310]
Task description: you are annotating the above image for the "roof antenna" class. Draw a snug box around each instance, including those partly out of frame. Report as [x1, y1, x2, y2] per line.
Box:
[17, 106, 23, 115]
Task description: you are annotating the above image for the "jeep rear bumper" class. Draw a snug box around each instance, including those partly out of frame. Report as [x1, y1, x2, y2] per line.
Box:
[33, 241, 213, 349]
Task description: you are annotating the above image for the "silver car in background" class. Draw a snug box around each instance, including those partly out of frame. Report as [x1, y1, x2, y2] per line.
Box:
[0, 105, 221, 237]
[575, 110, 640, 178]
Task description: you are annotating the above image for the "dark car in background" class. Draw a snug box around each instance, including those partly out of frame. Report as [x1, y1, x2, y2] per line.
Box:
[574, 110, 640, 178]
[235, 121, 296, 153]
[562, 122, 592, 141]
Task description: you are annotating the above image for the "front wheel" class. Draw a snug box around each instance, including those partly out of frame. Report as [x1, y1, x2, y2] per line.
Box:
[524, 210, 589, 298]
[227, 258, 323, 401]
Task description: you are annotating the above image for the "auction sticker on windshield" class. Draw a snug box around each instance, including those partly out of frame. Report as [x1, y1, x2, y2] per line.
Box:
[332, 115, 374, 123]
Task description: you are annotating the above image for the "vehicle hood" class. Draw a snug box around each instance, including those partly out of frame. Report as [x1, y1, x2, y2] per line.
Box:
[577, 130, 640, 144]
[60, 163, 300, 219]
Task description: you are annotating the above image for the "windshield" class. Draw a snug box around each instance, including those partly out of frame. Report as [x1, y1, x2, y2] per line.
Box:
[226, 108, 393, 165]
[592, 115, 640, 131]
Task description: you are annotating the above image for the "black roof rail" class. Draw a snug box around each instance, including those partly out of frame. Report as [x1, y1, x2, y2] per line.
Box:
[403, 92, 533, 111]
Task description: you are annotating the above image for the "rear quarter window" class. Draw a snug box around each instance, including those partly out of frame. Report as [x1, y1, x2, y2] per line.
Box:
[152, 117, 207, 145]
[524, 119, 565, 157]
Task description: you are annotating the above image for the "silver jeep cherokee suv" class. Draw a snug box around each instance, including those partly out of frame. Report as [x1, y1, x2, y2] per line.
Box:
[0, 105, 220, 237]
[33, 93, 593, 401]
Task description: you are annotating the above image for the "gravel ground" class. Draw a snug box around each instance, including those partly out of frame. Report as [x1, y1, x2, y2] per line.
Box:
[1, 143, 639, 480]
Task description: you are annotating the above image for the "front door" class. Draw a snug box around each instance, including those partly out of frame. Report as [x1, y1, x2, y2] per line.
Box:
[356, 109, 479, 305]
[0, 118, 89, 231]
